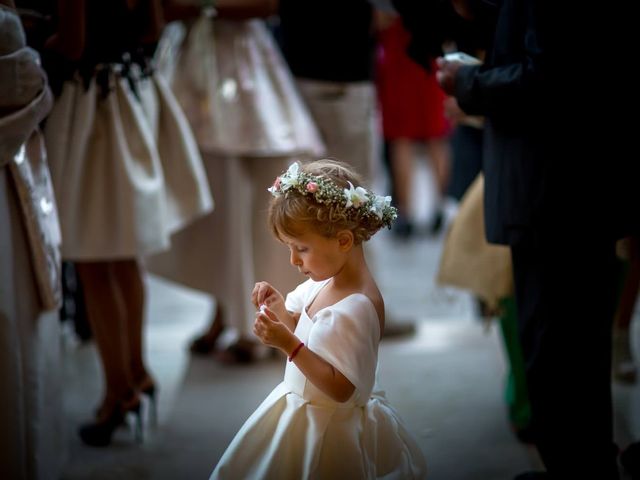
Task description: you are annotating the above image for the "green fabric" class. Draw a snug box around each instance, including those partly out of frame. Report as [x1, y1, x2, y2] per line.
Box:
[498, 296, 531, 429]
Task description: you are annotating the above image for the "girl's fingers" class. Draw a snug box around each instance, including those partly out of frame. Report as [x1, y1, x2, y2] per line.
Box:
[257, 284, 268, 305]
[253, 323, 261, 339]
[252, 282, 267, 305]
[251, 285, 261, 307]
[260, 306, 280, 323]
[254, 315, 268, 337]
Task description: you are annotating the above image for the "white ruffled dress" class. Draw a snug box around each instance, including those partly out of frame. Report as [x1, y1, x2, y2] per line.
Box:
[210, 279, 427, 479]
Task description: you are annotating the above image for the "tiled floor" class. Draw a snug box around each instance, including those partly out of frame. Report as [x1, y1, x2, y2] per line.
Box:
[58, 162, 640, 479]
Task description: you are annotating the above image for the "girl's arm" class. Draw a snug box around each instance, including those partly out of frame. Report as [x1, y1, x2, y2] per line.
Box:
[254, 308, 355, 403]
[286, 338, 355, 402]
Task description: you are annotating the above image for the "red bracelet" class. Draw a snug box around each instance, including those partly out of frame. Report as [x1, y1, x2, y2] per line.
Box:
[288, 342, 304, 362]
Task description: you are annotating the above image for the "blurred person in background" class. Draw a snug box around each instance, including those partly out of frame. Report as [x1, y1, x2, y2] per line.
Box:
[436, 0, 638, 478]
[0, 0, 64, 477]
[277, 0, 417, 337]
[375, 10, 452, 237]
[20, 0, 213, 446]
[148, 0, 324, 362]
[277, 0, 377, 184]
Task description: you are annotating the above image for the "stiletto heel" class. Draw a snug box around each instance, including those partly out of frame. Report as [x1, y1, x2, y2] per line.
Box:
[141, 383, 158, 427]
[79, 396, 142, 447]
[130, 402, 143, 443]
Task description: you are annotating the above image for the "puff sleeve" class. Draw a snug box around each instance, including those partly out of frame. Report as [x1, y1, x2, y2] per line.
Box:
[307, 295, 380, 400]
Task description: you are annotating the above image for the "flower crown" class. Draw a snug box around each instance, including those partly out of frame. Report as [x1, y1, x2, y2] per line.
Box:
[267, 162, 397, 229]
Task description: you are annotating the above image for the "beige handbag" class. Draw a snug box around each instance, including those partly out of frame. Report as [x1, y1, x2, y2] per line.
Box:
[437, 174, 513, 309]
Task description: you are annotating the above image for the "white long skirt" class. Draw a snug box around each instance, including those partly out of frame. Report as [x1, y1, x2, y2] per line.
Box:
[0, 169, 65, 480]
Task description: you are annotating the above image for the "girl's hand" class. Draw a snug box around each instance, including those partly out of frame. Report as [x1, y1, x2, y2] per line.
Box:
[253, 307, 298, 354]
[252, 281, 286, 315]
[252, 281, 298, 330]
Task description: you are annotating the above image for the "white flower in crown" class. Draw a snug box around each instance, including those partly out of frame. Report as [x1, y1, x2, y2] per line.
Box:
[371, 194, 392, 219]
[344, 181, 368, 208]
[279, 162, 301, 191]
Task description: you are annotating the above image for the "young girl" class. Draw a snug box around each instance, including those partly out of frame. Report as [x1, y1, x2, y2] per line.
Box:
[210, 160, 427, 479]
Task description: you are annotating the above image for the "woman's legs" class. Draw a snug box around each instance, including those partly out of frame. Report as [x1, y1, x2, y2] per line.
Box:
[425, 137, 451, 197]
[110, 259, 151, 389]
[389, 138, 415, 237]
[76, 261, 138, 413]
[425, 137, 451, 233]
[76, 260, 148, 445]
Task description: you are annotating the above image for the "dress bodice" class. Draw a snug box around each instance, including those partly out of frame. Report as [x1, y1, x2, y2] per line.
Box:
[283, 279, 380, 407]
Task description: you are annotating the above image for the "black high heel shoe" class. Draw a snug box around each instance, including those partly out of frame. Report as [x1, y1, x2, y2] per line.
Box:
[141, 382, 158, 428]
[79, 397, 142, 447]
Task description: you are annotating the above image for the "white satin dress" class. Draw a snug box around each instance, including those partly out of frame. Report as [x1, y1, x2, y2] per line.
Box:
[210, 279, 427, 479]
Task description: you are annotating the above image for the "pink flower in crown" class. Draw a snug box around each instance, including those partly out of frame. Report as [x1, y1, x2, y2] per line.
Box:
[267, 176, 282, 196]
[306, 181, 318, 193]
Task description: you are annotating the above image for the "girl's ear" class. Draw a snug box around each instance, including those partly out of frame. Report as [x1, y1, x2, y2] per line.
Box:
[336, 230, 354, 251]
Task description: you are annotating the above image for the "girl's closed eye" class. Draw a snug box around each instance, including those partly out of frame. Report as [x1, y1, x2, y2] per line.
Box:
[295, 246, 308, 253]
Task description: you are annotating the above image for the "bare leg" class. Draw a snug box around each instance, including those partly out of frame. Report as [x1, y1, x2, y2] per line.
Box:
[388, 138, 416, 238]
[110, 259, 150, 388]
[390, 138, 414, 215]
[425, 137, 451, 197]
[425, 138, 451, 233]
[76, 261, 138, 416]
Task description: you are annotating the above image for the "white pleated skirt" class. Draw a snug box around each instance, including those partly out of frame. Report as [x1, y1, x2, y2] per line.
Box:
[45, 66, 213, 261]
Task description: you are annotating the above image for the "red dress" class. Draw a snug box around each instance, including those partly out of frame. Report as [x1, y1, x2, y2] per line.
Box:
[376, 19, 451, 141]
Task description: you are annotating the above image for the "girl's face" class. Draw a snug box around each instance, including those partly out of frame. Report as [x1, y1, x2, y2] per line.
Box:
[279, 230, 347, 282]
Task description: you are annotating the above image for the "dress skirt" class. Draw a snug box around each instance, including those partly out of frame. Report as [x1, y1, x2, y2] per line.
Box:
[376, 18, 451, 141]
[156, 17, 325, 157]
[210, 280, 428, 478]
[44, 66, 213, 261]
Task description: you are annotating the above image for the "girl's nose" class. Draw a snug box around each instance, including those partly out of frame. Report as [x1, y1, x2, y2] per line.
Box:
[290, 251, 301, 266]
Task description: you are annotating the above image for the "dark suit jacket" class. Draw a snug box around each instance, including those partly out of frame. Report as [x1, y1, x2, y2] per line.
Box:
[453, 0, 638, 245]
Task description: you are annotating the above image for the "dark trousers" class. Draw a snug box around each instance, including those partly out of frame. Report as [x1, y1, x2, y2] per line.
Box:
[511, 235, 619, 479]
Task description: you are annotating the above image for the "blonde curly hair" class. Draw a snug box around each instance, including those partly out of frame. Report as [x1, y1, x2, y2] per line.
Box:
[268, 159, 395, 245]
